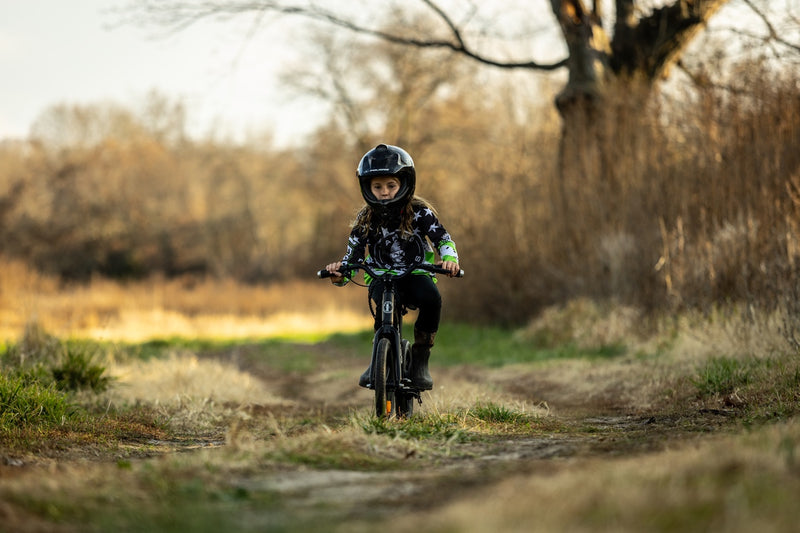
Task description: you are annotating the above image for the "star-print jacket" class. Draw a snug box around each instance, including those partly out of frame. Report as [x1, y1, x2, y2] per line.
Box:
[336, 204, 459, 285]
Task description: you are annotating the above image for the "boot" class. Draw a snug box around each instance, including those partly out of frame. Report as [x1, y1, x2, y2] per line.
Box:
[359, 335, 377, 388]
[358, 363, 372, 388]
[410, 327, 436, 390]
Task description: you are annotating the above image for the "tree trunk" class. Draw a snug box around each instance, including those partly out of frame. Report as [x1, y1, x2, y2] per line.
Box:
[548, 0, 730, 242]
[550, 0, 612, 116]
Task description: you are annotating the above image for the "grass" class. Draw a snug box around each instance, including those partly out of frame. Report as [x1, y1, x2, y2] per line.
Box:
[0, 374, 73, 428]
[1, 325, 112, 392]
[0, 328, 106, 434]
[107, 320, 626, 377]
[692, 356, 754, 397]
[6, 417, 800, 533]
[356, 400, 555, 444]
[470, 401, 528, 424]
[434, 323, 627, 367]
[0, 325, 172, 453]
[397, 419, 800, 533]
[1, 302, 800, 532]
[51, 344, 111, 392]
[4, 263, 800, 531]
[690, 354, 800, 423]
[359, 411, 469, 442]
[325, 323, 628, 368]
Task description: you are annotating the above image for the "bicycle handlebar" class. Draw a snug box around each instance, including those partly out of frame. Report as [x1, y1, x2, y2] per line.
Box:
[317, 261, 464, 280]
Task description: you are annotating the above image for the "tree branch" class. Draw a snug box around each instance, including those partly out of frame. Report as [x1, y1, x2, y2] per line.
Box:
[615, 0, 730, 79]
[123, 0, 568, 71]
[742, 0, 800, 53]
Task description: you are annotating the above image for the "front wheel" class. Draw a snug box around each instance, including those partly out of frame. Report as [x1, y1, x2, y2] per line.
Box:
[373, 338, 394, 418]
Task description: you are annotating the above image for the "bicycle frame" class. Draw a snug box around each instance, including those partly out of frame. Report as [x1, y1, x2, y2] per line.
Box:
[374, 278, 407, 393]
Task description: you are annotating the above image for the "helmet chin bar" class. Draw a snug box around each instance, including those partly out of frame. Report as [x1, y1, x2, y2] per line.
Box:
[372, 203, 404, 225]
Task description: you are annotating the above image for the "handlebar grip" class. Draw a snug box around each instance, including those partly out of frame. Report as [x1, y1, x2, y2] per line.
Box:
[429, 266, 464, 277]
[317, 269, 332, 279]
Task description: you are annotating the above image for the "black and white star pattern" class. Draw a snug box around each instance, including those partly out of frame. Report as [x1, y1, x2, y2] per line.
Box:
[341, 203, 458, 275]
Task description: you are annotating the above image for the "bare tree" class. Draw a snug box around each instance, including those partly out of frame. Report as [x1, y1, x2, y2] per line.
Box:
[119, 1, 799, 186]
[120, 1, 800, 109]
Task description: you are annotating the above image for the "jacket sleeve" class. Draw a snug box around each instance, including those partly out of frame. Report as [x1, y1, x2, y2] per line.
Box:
[335, 227, 366, 286]
[419, 207, 459, 263]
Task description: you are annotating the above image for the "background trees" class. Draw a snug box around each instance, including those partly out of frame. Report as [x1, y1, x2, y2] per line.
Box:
[0, 1, 798, 325]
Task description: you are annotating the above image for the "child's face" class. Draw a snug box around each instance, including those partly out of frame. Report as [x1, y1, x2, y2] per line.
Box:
[370, 177, 401, 200]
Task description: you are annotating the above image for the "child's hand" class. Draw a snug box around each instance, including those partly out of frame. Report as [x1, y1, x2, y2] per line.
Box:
[326, 262, 344, 283]
[440, 261, 460, 277]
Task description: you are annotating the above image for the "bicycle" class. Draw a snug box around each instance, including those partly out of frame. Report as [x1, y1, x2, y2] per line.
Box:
[317, 261, 463, 418]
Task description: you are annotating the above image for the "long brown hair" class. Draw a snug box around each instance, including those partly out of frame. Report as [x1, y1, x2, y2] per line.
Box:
[352, 196, 437, 237]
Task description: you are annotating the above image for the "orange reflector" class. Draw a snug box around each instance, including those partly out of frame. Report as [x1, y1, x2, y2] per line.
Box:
[386, 401, 392, 415]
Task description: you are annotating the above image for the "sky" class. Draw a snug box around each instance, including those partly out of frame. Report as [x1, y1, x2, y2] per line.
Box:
[0, 1, 322, 146]
[0, 1, 790, 148]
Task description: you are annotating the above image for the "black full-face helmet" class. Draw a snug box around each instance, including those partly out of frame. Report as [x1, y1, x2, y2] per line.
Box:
[356, 144, 416, 218]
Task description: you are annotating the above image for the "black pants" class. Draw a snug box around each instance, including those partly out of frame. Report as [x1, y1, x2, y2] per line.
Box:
[368, 274, 442, 334]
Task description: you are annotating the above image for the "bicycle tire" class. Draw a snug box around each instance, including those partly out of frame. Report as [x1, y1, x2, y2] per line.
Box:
[374, 338, 393, 418]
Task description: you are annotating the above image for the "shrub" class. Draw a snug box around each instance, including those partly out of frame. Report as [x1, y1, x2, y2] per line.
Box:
[51, 345, 111, 393]
[2, 323, 111, 393]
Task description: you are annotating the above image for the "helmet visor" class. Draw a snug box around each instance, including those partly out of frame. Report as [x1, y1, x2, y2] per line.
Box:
[358, 149, 408, 177]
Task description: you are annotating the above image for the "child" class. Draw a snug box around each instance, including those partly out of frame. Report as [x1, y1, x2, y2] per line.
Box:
[326, 143, 460, 390]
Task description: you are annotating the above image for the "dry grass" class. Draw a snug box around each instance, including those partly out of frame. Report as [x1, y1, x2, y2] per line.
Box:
[0, 257, 371, 342]
[103, 352, 294, 433]
[1, 270, 799, 531]
[401, 419, 800, 533]
[515, 298, 642, 349]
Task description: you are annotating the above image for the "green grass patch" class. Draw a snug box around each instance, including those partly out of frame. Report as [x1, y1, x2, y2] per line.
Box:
[0, 374, 73, 429]
[360, 411, 469, 442]
[100, 322, 626, 374]
[51, 344, 111, 392]
[690, 354, 800, 423]
[692, 356, 753, 397]
[123, 331, 339, 360]
[433, 323, 626, 367]
[119, 336, 342, 374]
[470, 402, 527, 424]
[323, 324, 625, 367]
[356, 401, 552, 442]
[2, 326, 112, 392]
[0, 324, 119, 437]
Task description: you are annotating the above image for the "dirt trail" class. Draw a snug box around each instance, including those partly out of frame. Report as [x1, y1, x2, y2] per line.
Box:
[0, 345, 742, 532]
[205, 351, 723, 521]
